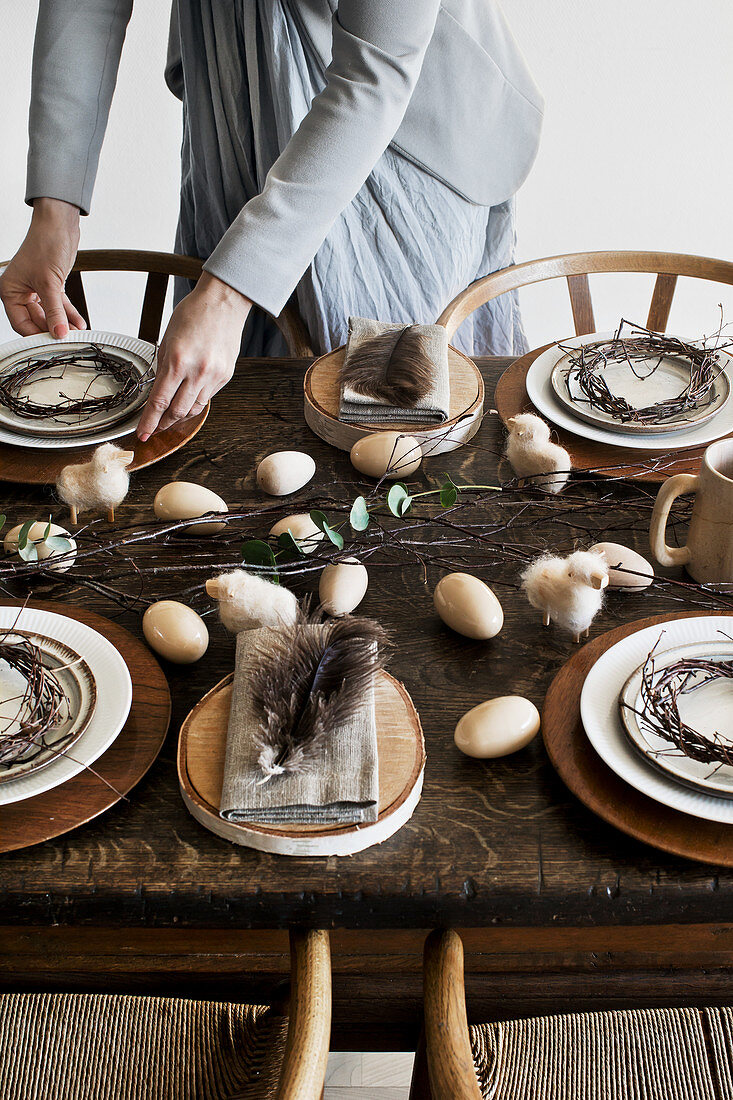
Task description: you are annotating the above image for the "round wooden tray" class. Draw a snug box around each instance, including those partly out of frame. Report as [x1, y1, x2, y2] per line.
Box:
[0, 599, 171, 853]
[495, 345, 731, 483]
[542, 609, 733, 866]
[0, 404, 209, 484]
[304, 345, 484, 455]
[178, 669, 425, 856]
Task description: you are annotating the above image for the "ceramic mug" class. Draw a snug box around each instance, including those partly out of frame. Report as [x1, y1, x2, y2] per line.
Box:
[649, 437, 733, 584]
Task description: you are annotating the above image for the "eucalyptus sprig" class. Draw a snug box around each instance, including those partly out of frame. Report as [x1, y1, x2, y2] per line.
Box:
[14, 517, 73, 564]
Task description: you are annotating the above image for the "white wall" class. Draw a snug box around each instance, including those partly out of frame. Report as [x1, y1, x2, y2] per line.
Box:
[1, 1, 732, 347]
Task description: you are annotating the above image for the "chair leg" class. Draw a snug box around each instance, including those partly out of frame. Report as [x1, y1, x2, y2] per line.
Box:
[423, 930, 483, 1100]
[276, 929, 331, 1100]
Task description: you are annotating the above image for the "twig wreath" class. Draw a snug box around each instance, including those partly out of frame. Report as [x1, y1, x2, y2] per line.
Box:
[628, 635, 733, 766]
[0, 629, 70, 769]
[558, 319, 730, 426]
[0, 344, 154, 424]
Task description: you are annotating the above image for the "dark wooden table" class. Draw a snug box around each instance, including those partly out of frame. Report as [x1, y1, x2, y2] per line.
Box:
[2, 355, 733, 1047]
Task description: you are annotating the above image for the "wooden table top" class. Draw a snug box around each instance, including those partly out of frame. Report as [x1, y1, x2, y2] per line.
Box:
[1, 354, 730, 931]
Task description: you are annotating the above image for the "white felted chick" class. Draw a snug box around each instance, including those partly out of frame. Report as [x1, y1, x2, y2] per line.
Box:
[205, 570, 298, 633]
[56, 443, 134, 524]
[521, 550, 609, 643]
[505, 414, 571, 494]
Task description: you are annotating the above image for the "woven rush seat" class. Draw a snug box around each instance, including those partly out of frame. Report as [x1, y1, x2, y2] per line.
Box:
[470, 1006, 733, 1100]
[0, 993, 288, 1099]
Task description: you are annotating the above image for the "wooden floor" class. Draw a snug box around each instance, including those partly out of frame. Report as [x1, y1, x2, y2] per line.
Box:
[325, 1053, 415, 1099]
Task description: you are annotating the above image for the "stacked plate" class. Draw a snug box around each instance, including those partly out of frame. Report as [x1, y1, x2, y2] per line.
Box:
[0, 331, 156, 450]
[0, 606, 132, 807]
[580, 615, 733, 823]
[527, 330, 733, 451]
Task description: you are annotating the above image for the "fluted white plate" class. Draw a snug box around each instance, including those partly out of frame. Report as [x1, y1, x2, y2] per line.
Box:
[0, 331, 156, 449]
[0, 605, 132, 805]
[580, 615, 733, 823]
[527, 333, 733, 452]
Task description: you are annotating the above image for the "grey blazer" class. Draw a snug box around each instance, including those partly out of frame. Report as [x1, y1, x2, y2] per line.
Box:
[27, 0, 543, 315]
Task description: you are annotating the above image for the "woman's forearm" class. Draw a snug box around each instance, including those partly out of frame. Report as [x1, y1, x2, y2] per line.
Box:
[26, 0, 133, 215]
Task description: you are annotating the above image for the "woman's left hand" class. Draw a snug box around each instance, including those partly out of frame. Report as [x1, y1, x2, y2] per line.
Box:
[137, 272, 252, 441]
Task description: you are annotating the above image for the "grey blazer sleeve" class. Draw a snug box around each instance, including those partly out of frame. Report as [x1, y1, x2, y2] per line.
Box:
[26, 0, 133, 215]
[203, 0, 442, 316]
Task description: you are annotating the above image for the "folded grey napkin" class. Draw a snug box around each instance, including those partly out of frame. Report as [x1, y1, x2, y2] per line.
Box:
[339, 316, 450, 425]
[219, 627, 379, 825]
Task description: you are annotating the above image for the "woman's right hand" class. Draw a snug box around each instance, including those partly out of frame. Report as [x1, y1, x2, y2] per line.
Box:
[0, 198, 86, 338]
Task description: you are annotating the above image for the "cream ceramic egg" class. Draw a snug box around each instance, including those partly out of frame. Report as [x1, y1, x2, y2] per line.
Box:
[142, 601, 209, 664]
[433, 573, 503, 640]
[3, 521, 77, 573]
[350, 432, 422, 480]
[319, 558, 369, 616]
[269, 513, 324, 553]
[454, 696, 540, 759]
[590, 541, 653, 590]
[153, 481, 228, 535]
[257, 451, 316, 496]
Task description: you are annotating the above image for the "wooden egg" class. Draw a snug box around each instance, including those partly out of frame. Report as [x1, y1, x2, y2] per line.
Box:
[3, 521, 77, 573]
[269, 513, 324, 554]
[319, 558, 369, 616]
[349, 432, 422, 480]
[433, 573, 503, 640]
[257, 451, 316, 496]
[153, 481, 228, 535]
[590, 541, 653, 590]
[142, 601, 209, 664]
[454, 696, 540, 758]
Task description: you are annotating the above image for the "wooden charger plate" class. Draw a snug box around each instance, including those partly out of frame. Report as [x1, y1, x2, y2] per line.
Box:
[542, 610, 733, 866]
[0, 405, 209, 485]
[304, 345, 484, 455]
[0, 599, 171, 853]
[495, 345, 730, 483]
[178, 669, 425, 857]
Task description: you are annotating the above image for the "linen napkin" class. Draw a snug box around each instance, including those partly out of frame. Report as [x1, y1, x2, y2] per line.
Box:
[219, 626, 379, 825]
[339, 316, 450, 425]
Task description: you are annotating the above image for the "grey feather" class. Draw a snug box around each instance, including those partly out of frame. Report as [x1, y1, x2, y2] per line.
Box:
[250, 609, 389, 779]
[341, 325, 434, 407]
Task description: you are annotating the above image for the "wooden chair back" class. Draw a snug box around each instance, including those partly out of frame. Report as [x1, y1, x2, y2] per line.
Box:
[437, 251, 733, 341]
[420, 929, 482, 1100]
[64, 249, 314, 356]
[278, 929, 332, 1099]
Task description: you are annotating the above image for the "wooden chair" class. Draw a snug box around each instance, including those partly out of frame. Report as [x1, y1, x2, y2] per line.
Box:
[63, 249, 314, 355]
[0, 928, 331, 1100]
[437, 251, 733, 340]
[413, 929, 733, 1100]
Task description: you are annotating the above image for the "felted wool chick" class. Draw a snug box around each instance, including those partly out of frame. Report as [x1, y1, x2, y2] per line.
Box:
[56, 443, 134, 524]
[521, 550, 609, 643]
[505, 414, 571, 494]
[205, 570, 298, 633]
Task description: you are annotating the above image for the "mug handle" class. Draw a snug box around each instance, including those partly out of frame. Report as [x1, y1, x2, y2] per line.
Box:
[649, 473, 698, 567]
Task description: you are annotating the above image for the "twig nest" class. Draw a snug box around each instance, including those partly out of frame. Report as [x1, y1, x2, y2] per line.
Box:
[433, 573, 503, 640]
[590, 541, 653, 590]
[269, 513, 324, 554]
[142, 601, 209, 664]
[319, 558, 369, 616]
[153, 481, 228, 535]
[205, 570, 298, 632]
[350, 431, 422, 480]
[256, 451, 316, 496]
[3, 521, 77, 573]
[454, 696, 540, 758]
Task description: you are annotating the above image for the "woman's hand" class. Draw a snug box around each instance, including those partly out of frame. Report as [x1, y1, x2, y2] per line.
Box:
[0, 198, 85, 337]
[136, 272, 251, 441]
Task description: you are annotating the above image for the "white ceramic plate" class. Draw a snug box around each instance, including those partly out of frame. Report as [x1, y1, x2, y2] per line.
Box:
[619, 639, 733, 797]
[0, 630, 97, 784]
[527, 333, 733, 452]
[550, 343, 729, 435]
[580, 615, 733, 823]
[0, 606, 132, 806]
[0, 331, 156, 450]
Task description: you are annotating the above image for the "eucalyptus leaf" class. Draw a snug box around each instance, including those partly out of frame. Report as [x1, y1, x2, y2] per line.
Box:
[17, 519, 35, 551]
[0, 515, 5, 536]
[387, 482, 409, 518]
[324, 525, 344, 549]
[309, 509, 330, 531]
[440, 473, 458, 509]
[44, 536, 73, 554]
[277, 531, 302, 557]
[349, 496, 370, 531]
[241, 539, 279, 578]
[18, 540, 38, 563]
[42, 518, 52, 541]
[310, 508, 344, 549]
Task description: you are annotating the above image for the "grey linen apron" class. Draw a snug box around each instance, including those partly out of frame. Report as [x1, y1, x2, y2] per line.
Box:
[173, 0, 527, 358]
